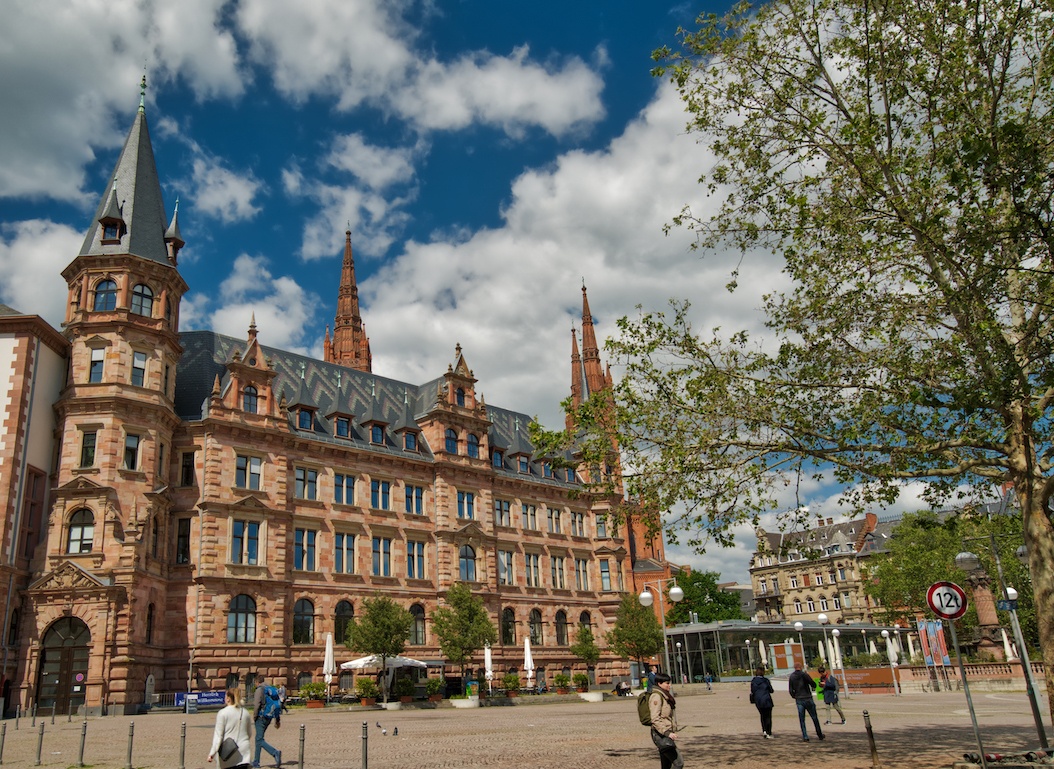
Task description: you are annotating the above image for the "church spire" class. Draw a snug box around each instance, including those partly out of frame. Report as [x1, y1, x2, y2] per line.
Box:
[568, 324, 583, 431]
[325, 227, 372, 372]
[580, 283, 605, 397]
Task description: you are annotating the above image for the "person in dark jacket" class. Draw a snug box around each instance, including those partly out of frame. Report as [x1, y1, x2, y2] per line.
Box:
[818, 666, 846, 724]
[788, 661, 825, 742]
[749, 666, 775, 738]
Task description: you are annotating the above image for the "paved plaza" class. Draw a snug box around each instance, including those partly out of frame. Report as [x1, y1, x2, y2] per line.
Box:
[0, 685, 1047, 768]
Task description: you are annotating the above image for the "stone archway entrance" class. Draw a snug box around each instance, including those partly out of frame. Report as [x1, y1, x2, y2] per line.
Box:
[36, 617, 91, 715]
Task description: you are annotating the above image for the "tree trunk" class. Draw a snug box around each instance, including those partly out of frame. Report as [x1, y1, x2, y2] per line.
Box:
[1020, 468, 1054, 722]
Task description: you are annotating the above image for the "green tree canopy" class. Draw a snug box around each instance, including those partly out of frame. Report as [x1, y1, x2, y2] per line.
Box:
[536, 0, 1054, 715]
[665, 571, 745, 625]
[570, 623, 601, 668]
[606, 593, 664, 672]
[342, 596, 414, 703]
[430, 583, 497, 688]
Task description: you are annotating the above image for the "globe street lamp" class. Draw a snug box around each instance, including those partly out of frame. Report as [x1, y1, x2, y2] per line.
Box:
[639, 579, 684, 681]
[880, 630, 901, 695]
[676, 642, 683, 683]
[793, 621, 805, 667]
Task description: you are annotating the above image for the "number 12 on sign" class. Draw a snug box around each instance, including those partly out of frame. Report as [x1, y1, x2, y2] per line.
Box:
[927, 581, 968, 621]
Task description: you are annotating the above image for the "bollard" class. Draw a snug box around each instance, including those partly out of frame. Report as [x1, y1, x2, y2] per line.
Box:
[126, 721, 134, 769]
[78, 719, 87, 767]
[50, 706, 55, 725]
[35, 722, 44, 766]
[68, 708, 72, 723]
[31, 702, 36, 727]
[15, 705, 19, 730]
[863, 710, 881, 768]
[298, 723, 305, 769]
[0, 721, 6, 765]
[179, 721, 186, 769]
[361, 720, 368, 769]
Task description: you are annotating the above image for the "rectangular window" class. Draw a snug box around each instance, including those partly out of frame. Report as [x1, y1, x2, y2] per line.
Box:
[408, 541, 425, 579]
[494, 499, 511, 527]
[131, 350, 147, 387]
[176, 518, 191, 564]
[405, 485, 424, 514]
[335, 417, 351, 438]
[596, 515, 607, 538]
[815, 573, 823, 585]
[180, 451, 195, 486]
[124, 434, 140, 470]
[838, 568, 846, 581]
[518, 456, 529, 473]
[294, 528, 317, 571]
[547, 508, 561, 534]
[372, 537, 391, 576]
[235, 455, 261, 490]
[575, 558, 589, 590]
[295, 467, 318, 500]
[231, 520, 260, 565]
[89, 347, 104, 383]
[80, 431, 97, 467]
[829, 571, 837, 584]
[371, 480, 391, 509]
[842, 591, 852, 608]
[789, 575, 799, 588]
[18, 467, 46, 558]
[759, 579, 768, 595]
[498, 550, 514, 585]
[525, 553, 540, 587]
[551, 556, 565, 589]
[334, 473, 354, 505]
[335, 532, 355, 574]
[570, 511, 585, 536]
[832, 596, 841, 609]
[522, 504, 537, 530]
[600, 559, 611, 591]
[457, 491, 475, 519]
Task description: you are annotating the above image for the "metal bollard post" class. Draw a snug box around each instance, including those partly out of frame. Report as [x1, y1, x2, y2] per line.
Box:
[298, 724, 305, 769]
[35, 722, 44, 766]
[179, 721, 186, 769]
[68, 708, 72, 723]
[0, 722, 6, 765]
[78, 719, 88, 767]
[15, 705, 19, 730]
[126, 721, 134, 769]
[50, 707, 55, 725]
[31, 702, 36, 727]
[863, 710, 881, 768]
[361, 721, 368, 769]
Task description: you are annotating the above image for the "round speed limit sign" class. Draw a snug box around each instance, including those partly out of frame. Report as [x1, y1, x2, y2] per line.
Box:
[927, 581, 968, 620]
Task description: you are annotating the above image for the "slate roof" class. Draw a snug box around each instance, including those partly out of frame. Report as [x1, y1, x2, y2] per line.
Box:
[0, 304, 24, 316]
[175, 330, 577, 487]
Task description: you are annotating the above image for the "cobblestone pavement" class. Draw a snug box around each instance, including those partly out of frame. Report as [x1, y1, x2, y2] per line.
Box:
[0, 686, 1047, 768]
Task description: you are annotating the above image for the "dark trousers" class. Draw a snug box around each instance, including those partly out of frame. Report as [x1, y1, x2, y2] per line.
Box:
[795, 697, 824, 739]
[650, 729, 684, 769]
[757, 705, 773, 735]
[254, 717, 278, 763]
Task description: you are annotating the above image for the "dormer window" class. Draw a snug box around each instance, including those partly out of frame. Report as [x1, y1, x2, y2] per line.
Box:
[566, 468, 576, 483]
[370, 424, 385, 444]
[518, 456, 529, 473]
[543, 462, 554, 479]
[467, 434, 479, 459]
[102, 222, 121, 242]
[335, 417, 350, 438]
[298, 409, 314, 430]
[404, 432, 417, 451]
[456, 388, 466, 407]
[243, 386, 258, 414]
[492, 450, 504, 469]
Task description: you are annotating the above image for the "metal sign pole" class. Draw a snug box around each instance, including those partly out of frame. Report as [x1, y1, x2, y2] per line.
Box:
[949, 621, 987, 769]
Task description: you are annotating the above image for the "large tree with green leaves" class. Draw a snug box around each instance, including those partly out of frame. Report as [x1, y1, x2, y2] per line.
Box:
[430, 583, 498, 691]
[665, 571, 745, 625]
[570, 624, 602, 670]
[606, 594, 665, 673]
[545, 0, 1054, 713]
[343, 596, 414, 703]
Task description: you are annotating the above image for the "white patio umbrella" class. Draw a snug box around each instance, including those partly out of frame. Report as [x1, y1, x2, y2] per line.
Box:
[869, 640, 879, 656]
[818, 641, 827, 662]
[484, 643, 493, 694]
[323, 632, 337, 687]
[758, 640, 767, 669]
[341, 654, 428, 704]
[1001, 628, 1016, 660]
[524, 637, 535, 688]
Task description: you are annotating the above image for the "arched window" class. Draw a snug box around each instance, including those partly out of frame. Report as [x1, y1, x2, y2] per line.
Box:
[445, 428, 458, 454]
[459, 545, 476, 581]
[456, 388, 465, 407]
[335, 600, 354, 645]
[409, 604, 426, 645]
[243, 386, 258, 414]
[501, 608, 516, 645]
[93, 280, 117, 311]
[67, 509, 94, 553]
[555, 611, 568, 646]
[467, 434, 479, 459]
[131, 284, 154, 316]
[578, 611, 590, 628]
[227, 595, 256, 643]
[293, 598, 314, 644]
[529, 609, 543, 646]
[146, 604, 155, 644]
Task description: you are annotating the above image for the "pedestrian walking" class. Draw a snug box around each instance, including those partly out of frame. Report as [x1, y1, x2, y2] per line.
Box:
[252, 678, 283, 768]
[788, 661, 825, 742]
[818, 667, 846, 724]
[647, 672, 683, 769]
[207, 687, 253, 769]
[749, 666, 775, 738]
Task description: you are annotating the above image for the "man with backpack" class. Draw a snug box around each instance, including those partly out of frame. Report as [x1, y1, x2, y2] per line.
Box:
[638, 672, 683, 769]
[252, 679, 282, 768]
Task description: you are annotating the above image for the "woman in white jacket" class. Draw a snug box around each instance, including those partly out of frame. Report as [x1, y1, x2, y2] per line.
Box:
[208, 687, 254, 769]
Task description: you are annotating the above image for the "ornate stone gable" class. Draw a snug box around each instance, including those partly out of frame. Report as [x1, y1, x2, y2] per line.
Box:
[29, 559, 111, 592]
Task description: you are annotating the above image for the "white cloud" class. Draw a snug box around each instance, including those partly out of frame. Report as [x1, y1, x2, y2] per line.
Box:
[0, 220, 81, 326]
[325, 134, 419, 192]
[190, 157, 264, 224]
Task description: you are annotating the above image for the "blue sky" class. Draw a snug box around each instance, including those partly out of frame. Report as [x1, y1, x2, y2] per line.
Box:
[0, 0, 941, 583]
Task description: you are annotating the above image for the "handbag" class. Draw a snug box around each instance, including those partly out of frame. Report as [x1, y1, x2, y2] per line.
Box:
[219, 736, 239, 761]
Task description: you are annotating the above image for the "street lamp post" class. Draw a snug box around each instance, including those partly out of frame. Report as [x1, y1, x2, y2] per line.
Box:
[881, 630, 901, 695]
[639, 579, 685, 681]
[676, 642, 683, 683]
[831, 629, 849, 699]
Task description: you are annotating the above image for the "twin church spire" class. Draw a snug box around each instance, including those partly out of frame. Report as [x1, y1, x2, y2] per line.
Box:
[323, 229, 372, 372]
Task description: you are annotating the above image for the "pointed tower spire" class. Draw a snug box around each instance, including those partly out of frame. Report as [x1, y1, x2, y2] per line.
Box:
[325, 227, 372, 372]
[568, 324, 583, 431]
[164, 198, 184, 263]
[580, 283, 605, 397]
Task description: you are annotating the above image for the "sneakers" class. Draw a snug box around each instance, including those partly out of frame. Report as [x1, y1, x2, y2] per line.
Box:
[764, 732, 773, 739]
[819, 734, 826, 741]
[275, 751, 282, 767]
[252, 763, 261, 768]
[840, 719, 846, 724]
[802, 737, 810, 742]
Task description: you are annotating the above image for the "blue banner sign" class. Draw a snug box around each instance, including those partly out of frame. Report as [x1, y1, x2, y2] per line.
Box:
[175, 691, 227, 708]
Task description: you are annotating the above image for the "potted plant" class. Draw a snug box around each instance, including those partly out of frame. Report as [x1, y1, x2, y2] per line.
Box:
[501, 672, 521, 696]
[553, 673, 571, 694]
[394, 677, 415, 703]
[572, 673, 590, 692]
[300, 681, 327, 707]
[355, 677, 379, 706]
[425, 677, 445, 702]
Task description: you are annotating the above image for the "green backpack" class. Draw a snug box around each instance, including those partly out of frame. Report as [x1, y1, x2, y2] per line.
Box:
[637, 691, 653, 726]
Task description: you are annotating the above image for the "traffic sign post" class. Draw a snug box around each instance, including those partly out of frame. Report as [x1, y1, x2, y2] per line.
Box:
[928, 581, 987, 769]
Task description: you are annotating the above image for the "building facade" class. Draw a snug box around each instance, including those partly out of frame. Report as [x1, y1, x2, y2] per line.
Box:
[0, 94, 671, 716]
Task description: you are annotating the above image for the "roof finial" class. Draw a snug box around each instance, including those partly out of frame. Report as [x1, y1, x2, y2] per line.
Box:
[139, 73, 147, 113]
[299, 361, 306, 379]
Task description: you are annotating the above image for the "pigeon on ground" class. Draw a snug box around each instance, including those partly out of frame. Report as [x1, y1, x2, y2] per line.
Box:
[382, 729, 387, 736]
[376, 721, 382, 728]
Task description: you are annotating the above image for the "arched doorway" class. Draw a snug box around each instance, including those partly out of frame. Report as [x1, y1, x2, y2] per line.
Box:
[36, 617, 91, 715]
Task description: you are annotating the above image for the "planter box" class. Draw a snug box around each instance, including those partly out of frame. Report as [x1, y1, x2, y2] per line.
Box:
[428, 694, 442, 703]
[578, 692, 604, 703]
[305, 700, 325, 708]
[359, 698, 376, 707]
[556, 688, 570, 695]
[385, 701, 402, 710]
[450, 698, 479, 709]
